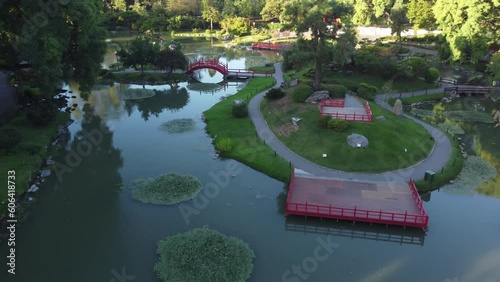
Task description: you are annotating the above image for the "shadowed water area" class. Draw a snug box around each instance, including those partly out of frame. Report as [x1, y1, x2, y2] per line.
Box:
[1, 39, 499, 282]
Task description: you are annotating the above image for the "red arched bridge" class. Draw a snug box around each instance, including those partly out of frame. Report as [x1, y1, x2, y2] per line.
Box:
[186, 58, 273, 78]
[186, 58, 228, 76]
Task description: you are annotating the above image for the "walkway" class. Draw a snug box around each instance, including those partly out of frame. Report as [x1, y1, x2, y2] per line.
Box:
[248, 62, 452, 184]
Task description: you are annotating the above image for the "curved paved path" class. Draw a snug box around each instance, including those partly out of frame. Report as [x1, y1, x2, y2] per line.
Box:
[248, 62, 452, 184]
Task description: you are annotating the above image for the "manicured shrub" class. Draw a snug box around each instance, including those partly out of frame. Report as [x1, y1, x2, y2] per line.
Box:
[0, 127, 22, 154]
[265, 88, 285, 100]
[232, 103, 248, 118]
[318, 115, 332, 129]
[402, 57, 430, 78]
[356, 83, 378, 101]
[155, 227, 254, 282]
[215, 137, 234, 153]
[425, 67, 440, 83]
[327, 118, 349, 132]
[26, 99, 58, 126]
[291, 84, 313, 103]
[321, 85, 347, 98]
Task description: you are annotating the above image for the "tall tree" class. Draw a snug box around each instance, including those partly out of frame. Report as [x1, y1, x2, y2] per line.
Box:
[117, 37, 159, 75]
[155, 48, 188, 77]
[352, 0, 375, 26]
[167, 0, 201, 15]
[261, 0, 287, 22]
[390, 0, 408, 50]
[406, 0, 435, 30]
[433, 0, 499, 63]
[202, 0, 222, 31]
[282, 0, 352, 90]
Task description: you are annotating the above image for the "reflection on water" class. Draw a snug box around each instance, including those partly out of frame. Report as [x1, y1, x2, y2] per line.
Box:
[124, 87, 190, 121]
[285, 217, 426, 246]
[416, 97, 499, 197]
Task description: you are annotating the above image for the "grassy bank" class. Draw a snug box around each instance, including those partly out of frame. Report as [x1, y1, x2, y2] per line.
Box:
[248, 66, 275, 73]
[204, 77, 292, 183]
[0, 112, 70, 213]
[261, 96, 434, 172]
[388, 93, 446, 106]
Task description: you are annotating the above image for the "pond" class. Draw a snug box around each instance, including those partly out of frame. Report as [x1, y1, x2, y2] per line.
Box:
[1, 40, 499, 282]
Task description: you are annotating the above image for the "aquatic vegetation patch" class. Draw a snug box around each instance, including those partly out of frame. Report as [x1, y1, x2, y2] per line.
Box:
[155, 227, 254, 282]
[160, 118, 196, 133]
[131, 173, 202, 205]
[443, 156, 497, 195]
[119, 88, 156, 100]
[437, 123, 465, 135]
[443, 110, 495, 123]
[409, 109, 435, 118]
[187, 83, 221, 92]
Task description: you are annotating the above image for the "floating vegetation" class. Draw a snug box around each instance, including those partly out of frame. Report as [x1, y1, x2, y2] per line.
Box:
[120, 88, 156, 100]
[160, 118, 196, 133]
[410, 109, 435, 118]
[443, 110, 495, 123]
[155, 227, 254, 282]
[187, 83, 221, 92]
[437, 123, 465, 135]
[443, 156, 497, 195]
[131, 173, 202, 205]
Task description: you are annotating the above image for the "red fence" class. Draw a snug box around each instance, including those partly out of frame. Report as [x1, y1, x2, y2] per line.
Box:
[319, 100, 373, 122]
[409, 178, 428, 220]
[251, 43, 282, 51]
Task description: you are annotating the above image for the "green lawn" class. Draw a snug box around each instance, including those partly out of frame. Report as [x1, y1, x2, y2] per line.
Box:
[261, 96, 435, 172]
[388, 93, 446, 106]
[0, 112, 70, 213]
[204, 77, 292, 183]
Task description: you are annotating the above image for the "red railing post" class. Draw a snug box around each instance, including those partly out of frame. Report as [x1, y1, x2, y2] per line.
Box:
[404, 211, 407, 223]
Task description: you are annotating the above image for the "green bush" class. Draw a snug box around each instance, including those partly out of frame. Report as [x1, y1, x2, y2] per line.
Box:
[215, 137, 234, 153]
[425, 67, 440, 83]
[327, 118, 349, 132]
[399, 57, 430, 78]
[26, 99, 58, 126]
[318, 115, 332, 129]
[232, 103, 248, 118]
[19, 142, 43, 155]
[291, 84, 313, 103]
[321, 84, 347, 98]
[265, 88, 285, 100]
[0, 127, 22, 154]
[356, 83, 378, 101]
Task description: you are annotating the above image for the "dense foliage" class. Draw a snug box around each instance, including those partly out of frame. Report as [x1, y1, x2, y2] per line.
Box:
[232, 103, 248, 118]
[357, 83, 378, 101]
[155, 227, 255, 282]
[131, 173, 202, 205]
[321, 84, 347, 98]
[327, 118, 349, 132]
[318, 115, 332, 129]
[0, 128, 22, 154]
[291, 84, 313, 103]
[265, 88, 285, 100]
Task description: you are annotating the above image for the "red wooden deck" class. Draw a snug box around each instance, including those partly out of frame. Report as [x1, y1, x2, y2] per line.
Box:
[286, 169, 429, 229]
[319, 99, 373, 122]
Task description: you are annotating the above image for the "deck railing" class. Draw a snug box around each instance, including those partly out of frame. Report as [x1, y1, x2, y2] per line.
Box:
[319, 100, 373, 122]
[286, 202, 428, 228]
[409, 178, 428, 218]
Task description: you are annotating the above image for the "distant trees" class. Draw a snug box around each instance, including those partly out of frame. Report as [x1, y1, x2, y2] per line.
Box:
[117, 37, 160, 75]
[282, 0, 353, 90]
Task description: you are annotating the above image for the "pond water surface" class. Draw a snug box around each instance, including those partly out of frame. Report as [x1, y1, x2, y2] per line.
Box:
[1, 40, 499, 282]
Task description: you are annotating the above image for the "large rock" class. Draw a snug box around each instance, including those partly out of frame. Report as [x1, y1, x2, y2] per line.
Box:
[305, 91, 329, 104]
[393, 99, 403, 116]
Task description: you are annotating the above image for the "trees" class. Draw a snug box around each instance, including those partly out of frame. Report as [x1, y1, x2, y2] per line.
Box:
[260, 0, 286, 22]
[406, 0, 435, 30]
[118, 37, 159, 75]
[389, 0, 408, 51]
[220, 17, 249, 36]
[433, 0, 499, 63]
[155, 48, 188, 77]
[167, 0, 200, 15]
[282, 0, 352, 90]
[201, 0, 222, 31]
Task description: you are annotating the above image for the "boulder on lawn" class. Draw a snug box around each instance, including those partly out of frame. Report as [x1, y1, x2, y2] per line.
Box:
[305, 91, 330, 104]
[393, 99, 403, 116]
